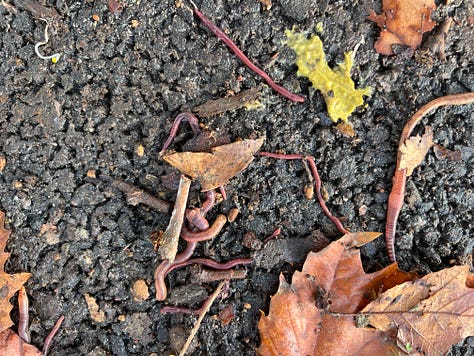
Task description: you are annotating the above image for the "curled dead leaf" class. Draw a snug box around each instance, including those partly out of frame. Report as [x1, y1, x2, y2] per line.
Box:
[361, 265, 474, 355]
[368, 0, 437, 55]
[399, 125, 433, 176]
[162, 138, 264, 191]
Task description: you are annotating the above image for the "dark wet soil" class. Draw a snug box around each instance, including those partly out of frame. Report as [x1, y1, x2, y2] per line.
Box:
[0, 0, 473, 355]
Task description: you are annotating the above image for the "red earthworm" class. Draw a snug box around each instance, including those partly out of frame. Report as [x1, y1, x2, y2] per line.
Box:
[17, 286, 30, 343]
[42, 315, 65, 356]
[193, 7, 305, 103]
[219, 185, 227, 200]
[155, 241, 198, 300]
[200, 189, 215, 215]
[259, 152, 349, 235]
[181, 214, 227, 242]
[263, 227, 281, 243]
[160, 112, 201, 153]
[185, 190, 215, 230]
[167, 257, 253, 274]
[386, 92, 474, 262]
[385, 168, 406, 263]
[186, 207, 210, 230]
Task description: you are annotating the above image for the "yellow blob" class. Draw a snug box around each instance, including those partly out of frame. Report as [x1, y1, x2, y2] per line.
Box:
[286, 30, 371, 123]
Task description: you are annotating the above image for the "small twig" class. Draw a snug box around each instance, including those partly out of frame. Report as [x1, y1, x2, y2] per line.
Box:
[0, 0, 16, 13]
[35, 19, 61, 63]
[190, 266, 247, 284]
[159, 175, 192, 261]
[112, 179, 170, 213]
[193, 87, 262, 117]
[178, 280, 226, 356]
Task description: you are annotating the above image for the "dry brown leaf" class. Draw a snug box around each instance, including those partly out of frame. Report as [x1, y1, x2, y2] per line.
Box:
[399, 126, 433, 176]
[361, 265, 474, 355]
[0, 211, 31, 333]
[162, 138, 264, 191]
[433, 143, 462, 162]
[0, 329, 41, 356]
[257, 232, 416, 355]
[368, 0, 437, 55]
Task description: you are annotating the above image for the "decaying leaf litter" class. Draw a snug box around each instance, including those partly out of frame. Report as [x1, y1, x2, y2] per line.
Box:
[0, 0, 473, 354]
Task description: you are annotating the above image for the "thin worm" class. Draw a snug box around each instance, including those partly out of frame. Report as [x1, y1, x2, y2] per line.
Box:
[193, 8, 305, 103]
[386, 92, 474, 262]
[42, 315, 65, 356]
[161, 112, 201, 153]
[35, 19, 61, 62]
[200, 189, 215, 215]
[181, 214, 227, 242]
[17, 286, 30, 343]
[259, 152, 349, 235]
[155, 241, 198, 300]
[167, 257, 253, 274]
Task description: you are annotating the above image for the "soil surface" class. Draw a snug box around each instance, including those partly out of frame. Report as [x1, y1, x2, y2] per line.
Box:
[1, 0, 473, 355]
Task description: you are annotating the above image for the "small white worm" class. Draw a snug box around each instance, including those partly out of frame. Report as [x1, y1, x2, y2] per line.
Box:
[34, 18, 61, 63]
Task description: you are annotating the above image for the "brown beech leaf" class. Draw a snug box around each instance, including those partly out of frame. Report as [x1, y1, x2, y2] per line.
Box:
[368, 0, 437, 55]
[0, 211, 31, 333]
[162, 138, 264, 191]
[257, 232, 416, 355]
[399, 126, 433, 176]
[360, 265, 474, 355]
[0, 329, 41, 356]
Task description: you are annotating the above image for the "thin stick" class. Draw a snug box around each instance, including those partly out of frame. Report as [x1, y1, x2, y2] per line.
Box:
[179, 280, 226, 356]
[112, 179, 170, 213]
[159, 175, 192, 261]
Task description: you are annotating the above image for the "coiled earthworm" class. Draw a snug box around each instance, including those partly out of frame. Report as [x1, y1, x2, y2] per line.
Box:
[259, 152, 349, 235]
[181, 214, 227, 242]
[160, 112, 201, 153]
[192, 7, 305, 103]
[35, 19, 61, 63]
[386, 92, 474, 262]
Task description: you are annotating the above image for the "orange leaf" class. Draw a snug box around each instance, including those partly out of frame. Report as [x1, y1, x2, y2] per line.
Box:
[162, 138, 264, 191]
[0, 329, 41, 356]
[361, 265, 474, 355]
[257, 232, 416, 355]
[0, 211, 31, 334]
[368, 0, 437, 55]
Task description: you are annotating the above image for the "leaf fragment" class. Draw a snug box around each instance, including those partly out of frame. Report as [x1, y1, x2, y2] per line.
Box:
[162, 138, 264, 191]
[0, 211, 31, 334]
[368, 0, 437, 55]
[361, 265, 474, 355]
[399, 126, 434, 176]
